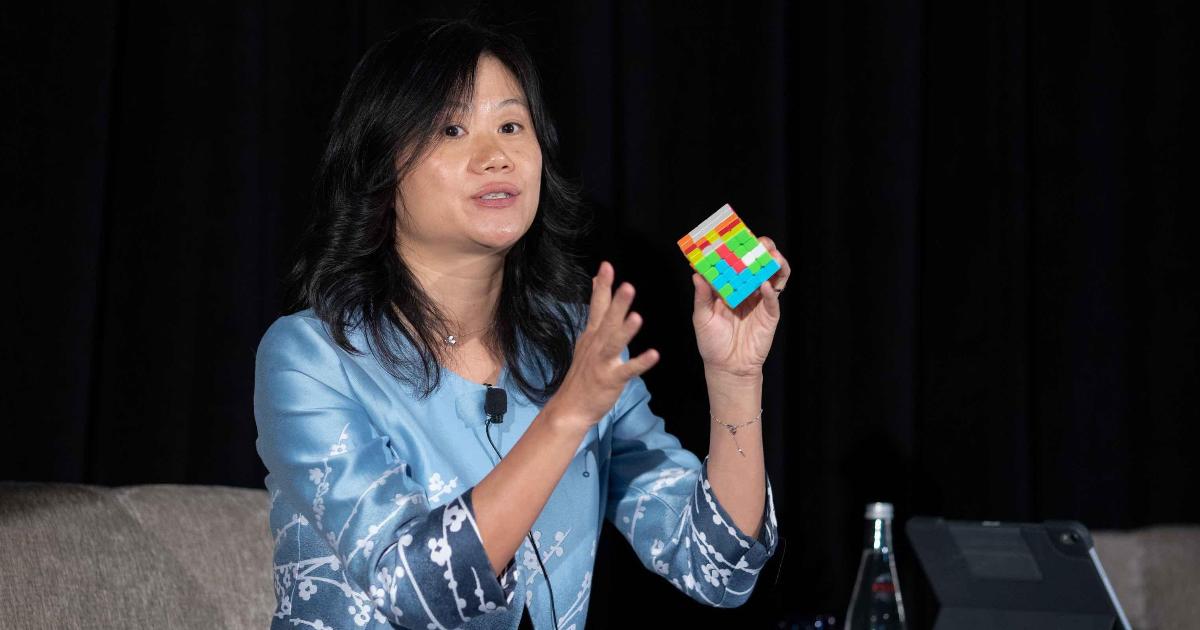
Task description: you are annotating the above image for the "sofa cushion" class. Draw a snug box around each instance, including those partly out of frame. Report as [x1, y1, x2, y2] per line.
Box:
[113, 484, 275, 629]
[0, 482, 272, 630]
[1093, 525, 1200, 630]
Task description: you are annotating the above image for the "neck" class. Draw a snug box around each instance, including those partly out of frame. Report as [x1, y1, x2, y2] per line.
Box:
[399, 243, 505, 336]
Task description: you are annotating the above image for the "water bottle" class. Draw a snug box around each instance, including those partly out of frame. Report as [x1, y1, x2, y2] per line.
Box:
[844, 502, 906, 630]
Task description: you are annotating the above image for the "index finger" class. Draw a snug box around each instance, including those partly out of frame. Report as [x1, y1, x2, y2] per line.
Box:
[757, 236, 791, 286]
[586, 261, 615, 330]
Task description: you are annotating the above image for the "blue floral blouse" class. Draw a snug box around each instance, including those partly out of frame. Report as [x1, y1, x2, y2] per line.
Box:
[254, 307, 779, 629]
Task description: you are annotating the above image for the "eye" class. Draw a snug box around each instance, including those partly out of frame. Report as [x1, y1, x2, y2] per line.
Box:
[500, 122, 524, 134]
[443, 124, 466, 137]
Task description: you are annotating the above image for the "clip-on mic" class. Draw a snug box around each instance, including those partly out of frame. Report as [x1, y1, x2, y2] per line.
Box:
[484, 383, 507, 424]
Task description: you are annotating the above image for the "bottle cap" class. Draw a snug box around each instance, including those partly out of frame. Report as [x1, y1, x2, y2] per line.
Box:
[865, 502, 894, 519]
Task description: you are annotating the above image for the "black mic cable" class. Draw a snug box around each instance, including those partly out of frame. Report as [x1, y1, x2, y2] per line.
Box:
[482, 383, 560, 630]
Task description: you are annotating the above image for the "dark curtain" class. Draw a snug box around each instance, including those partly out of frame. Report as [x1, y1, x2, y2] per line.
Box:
[3, 1, 1196, 626]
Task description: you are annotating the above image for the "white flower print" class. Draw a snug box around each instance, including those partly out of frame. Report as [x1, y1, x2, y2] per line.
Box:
[522, 529, 572, 585]
[376, 568, 391, 589]
[704, 562, 720, 587]
[522, 548, 540, 571]
[393, 491, 422, 507]
[428, 536, 451, 566]
[279, 593, 292, 616]
[312, 497, 326, 526]
[699, 561, 732, 588]
[328, 424, 351, 457]
[444, 503, 467, 533]
[428, 472, 447, 492]
[622, 495, 650, 539]
[474, 567, 500, 614]
[427, 471, 459, 503]
[649, 467, 689, 493]
[309, 461, 332, 530]
[649, 538, 665, 556]
[369, 585, 386, 607]
[348, 600, 371, 626]
[297, 579, 318, 601]
[654, 559, 670, 575]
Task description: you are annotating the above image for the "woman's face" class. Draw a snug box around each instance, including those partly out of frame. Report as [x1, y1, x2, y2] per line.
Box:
[394, 54, 542, 259]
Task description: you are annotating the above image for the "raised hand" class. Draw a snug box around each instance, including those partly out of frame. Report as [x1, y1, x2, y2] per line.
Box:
[546, 261, 660, 429]
[691, 236, 790, 377]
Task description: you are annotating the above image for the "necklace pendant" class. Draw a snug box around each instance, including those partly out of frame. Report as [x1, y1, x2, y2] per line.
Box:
[446, 335, 458, 345]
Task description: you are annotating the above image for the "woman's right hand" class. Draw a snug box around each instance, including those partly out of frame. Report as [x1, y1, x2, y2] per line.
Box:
[545, 261, 660, 431]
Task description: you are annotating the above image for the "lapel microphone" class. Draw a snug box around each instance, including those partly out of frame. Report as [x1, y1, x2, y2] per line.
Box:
[483, 383, 507, 424]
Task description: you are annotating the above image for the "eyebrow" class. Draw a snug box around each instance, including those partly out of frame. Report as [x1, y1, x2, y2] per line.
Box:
[449, 97, 529, 113]
[495, 97, 528, 109]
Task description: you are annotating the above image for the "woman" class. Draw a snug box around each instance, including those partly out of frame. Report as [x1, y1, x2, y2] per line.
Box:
[255, 18, 788, 630]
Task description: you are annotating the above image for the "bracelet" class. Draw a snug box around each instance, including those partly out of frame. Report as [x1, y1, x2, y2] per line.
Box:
[711, 408, 762, 457]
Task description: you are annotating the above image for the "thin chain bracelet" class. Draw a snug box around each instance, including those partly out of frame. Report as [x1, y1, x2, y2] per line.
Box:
[711, 408, 763, 457]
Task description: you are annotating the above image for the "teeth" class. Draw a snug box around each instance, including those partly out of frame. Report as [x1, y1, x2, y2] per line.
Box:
[480, 192, 512, 199]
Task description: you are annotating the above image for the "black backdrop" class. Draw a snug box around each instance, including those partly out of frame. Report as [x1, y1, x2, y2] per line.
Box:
[3, 1, 1197, 627]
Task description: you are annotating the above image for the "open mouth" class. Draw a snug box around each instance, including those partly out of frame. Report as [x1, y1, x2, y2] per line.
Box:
[473, 184, 521, 207]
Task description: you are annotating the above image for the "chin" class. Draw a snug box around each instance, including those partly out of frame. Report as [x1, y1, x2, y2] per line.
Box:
[467, 213, 535, 249]
[475, 231, 528, 252]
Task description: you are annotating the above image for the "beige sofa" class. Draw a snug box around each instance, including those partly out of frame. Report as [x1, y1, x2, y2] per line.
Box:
[0, 482, 274, 629]
[0, 482, 1195, 629]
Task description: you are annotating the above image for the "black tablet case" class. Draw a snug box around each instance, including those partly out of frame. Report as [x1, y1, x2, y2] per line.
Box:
[905, 517, 1131, 630]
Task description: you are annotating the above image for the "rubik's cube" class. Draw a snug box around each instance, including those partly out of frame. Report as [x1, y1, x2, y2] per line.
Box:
[677, 203, 781, 309]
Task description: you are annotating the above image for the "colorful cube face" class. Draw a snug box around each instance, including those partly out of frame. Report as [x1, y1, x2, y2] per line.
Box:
[677, 203, 781, 309]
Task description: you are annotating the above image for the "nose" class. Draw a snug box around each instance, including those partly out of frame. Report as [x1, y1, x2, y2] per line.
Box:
[471, 137, 514, 174]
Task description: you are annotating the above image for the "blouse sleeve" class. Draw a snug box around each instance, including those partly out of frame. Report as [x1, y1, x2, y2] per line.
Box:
[604, 348, 780, 608]
[254, 316, 518, 628]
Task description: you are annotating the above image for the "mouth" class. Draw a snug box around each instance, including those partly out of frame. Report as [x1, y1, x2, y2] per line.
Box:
[472, 183, 521, 208]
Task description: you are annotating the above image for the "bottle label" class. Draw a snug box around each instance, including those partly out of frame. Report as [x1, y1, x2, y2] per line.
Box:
[871, 575, 896, 600]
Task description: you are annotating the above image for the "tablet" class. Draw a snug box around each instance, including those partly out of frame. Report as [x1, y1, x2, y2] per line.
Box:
[905, 517, 1131, 630]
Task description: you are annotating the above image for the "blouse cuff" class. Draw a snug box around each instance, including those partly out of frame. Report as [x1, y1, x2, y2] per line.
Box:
[389, 486, 517, 623]
[695, 454, 780, 572]
[457, 487, 520, 611]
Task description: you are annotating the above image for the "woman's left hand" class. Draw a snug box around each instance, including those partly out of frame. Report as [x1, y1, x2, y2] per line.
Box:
[691, 236, 790, 378]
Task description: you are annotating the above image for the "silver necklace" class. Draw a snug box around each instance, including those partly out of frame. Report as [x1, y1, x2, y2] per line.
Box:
[445, 323, 491, 346]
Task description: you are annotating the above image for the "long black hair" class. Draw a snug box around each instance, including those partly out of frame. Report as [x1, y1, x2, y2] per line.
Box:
[285, 18, 591, 404]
